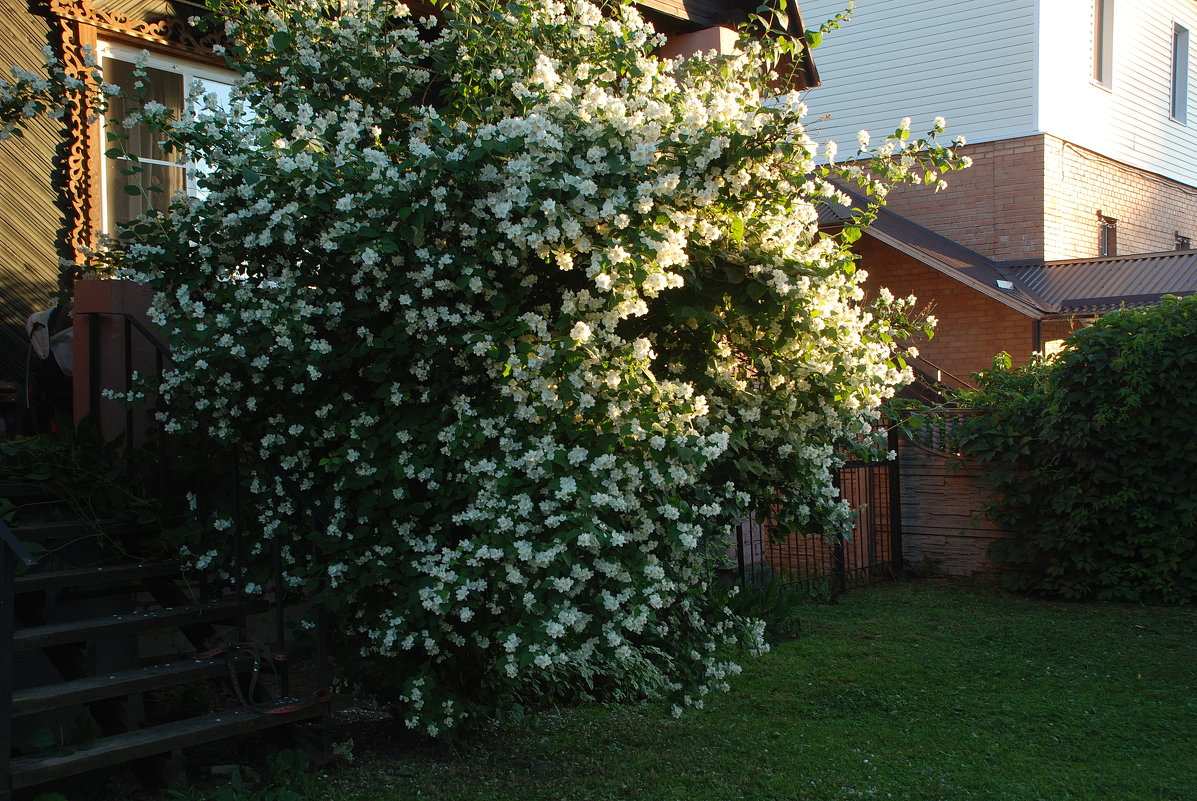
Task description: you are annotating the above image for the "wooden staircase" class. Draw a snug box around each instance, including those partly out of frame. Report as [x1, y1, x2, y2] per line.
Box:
[1, 482, 330, 800]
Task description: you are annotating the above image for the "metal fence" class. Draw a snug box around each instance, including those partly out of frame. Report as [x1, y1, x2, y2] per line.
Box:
[733, 446, 902, 598]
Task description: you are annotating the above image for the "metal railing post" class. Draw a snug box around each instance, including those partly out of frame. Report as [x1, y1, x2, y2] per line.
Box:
[888, 429, 904, 574]
[735, 521, 746, 587]
[831, 468, 847, 597]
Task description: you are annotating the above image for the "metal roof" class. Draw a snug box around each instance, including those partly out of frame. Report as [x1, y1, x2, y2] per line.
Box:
[820, 191, 1197, 318]
[1001, 251, 1197, 316]
[819, 199, 1048, 316]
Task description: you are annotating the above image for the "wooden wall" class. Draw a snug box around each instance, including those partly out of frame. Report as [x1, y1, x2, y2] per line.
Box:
[898, 437, 1012, 577]
[0, 0, 65, 387]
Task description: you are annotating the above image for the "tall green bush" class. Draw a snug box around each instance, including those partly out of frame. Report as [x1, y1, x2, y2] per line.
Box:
[953, 295, 1197, 602]
[2, 0, 966, 732]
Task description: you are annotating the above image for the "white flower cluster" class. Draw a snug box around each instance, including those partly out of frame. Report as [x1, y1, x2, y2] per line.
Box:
[0, 0, 965, 736]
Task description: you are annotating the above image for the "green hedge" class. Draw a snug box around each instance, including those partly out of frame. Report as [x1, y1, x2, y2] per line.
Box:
[951, 295, 1197, 603]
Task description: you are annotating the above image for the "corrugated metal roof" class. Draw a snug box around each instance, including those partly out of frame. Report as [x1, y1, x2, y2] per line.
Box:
[1002, 251, 1197, 316]
[820, 190, 1197, 318]
[819, 198, 1049, 315]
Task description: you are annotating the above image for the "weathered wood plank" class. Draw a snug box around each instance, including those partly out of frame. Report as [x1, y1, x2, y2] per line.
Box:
[12, 653, 252, 717]
[14, 599, 268, 651]
[10, 703, 325, 789]
[0, 0, 65, 384]
[898, 437, 1013, 576]
[15, 560, 182, 593]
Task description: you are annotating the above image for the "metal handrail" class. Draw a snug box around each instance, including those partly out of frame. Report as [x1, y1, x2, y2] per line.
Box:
[0, 520, 36, 568]
[80, 308, 331, 716]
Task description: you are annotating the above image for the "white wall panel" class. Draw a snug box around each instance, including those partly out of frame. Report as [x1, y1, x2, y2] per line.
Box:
[799, 0, 1197, 186]
[1038, 0, 1197, 186]
[799, 0, 1038, 149]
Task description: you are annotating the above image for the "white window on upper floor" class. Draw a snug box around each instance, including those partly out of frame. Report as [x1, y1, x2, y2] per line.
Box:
[1171, 23, 1189, 124]
[1093, 0, 1114, 88]
[98, 41, 235, 235]
[1098, 212, 1118, 257]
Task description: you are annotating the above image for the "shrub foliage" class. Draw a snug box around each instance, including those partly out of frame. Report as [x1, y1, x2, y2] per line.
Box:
[951, 296, 1197, 602]
[2, 0, 967, 731]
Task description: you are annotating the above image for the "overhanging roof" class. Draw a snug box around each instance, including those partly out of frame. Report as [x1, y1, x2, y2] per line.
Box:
[819, 200, 1048, 316]
[1001, 251, 1197, 316]
[639, 0, 820, 88]
[820, 193, 1197, 319]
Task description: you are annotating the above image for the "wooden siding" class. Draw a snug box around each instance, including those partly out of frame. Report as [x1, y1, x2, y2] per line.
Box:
[898, 438, 1011, 578]
[798, 0, 1037, 148]
[1038, 0, 1197, 191]
[0, 0, 64, 385]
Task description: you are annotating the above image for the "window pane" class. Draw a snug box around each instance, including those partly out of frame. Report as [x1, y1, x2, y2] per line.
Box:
[106, 161, 186, 229]
[103, 61, 184, 163]
[1173, 25, 1189, 123]
[188, 77, 236, 198]
[1093, 0, 1113, 86]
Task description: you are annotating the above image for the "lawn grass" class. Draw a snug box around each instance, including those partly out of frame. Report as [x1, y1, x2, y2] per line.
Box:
[318, 580, 1197, 801]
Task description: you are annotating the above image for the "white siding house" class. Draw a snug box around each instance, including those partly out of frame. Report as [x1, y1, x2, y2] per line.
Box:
[800, 0, 1197, 189]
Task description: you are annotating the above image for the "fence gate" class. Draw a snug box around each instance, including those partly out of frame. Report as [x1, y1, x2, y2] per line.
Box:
[733, 446, 902, 597]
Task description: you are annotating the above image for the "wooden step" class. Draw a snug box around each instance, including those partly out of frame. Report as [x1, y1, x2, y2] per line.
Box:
[15, 561, 182, 593]
[0, 482, 55, 501]
[9, 519, 146, 543]
[14, 599, 267, 652]
[9, 702, 328, 790]
[12, 653, 256, 718]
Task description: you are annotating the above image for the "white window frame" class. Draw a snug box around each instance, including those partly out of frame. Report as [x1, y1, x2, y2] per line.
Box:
[1093, 0, 1114, 88]
[97, 41, 237, 233]
[1171, 23, 1189, 124]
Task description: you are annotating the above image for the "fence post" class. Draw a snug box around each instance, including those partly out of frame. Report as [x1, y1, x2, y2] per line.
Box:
[831, 538, 847, 598]
[831, 468, 847, 597]
[888, 429, 904, 575]
[734, 522, 746, 588]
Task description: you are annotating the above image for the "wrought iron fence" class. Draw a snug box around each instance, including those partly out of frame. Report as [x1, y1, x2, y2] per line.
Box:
[732, 436, 902, 598]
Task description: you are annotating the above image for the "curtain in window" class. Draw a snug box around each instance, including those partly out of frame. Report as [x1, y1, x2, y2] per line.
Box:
[102, 61, 186, 228]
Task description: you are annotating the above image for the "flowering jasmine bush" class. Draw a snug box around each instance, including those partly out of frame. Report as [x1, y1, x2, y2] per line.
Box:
[2, 0, 966, 733]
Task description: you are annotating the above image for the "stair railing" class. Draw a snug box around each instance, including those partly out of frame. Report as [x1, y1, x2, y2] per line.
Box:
[75, 307, 330, 719]
[0, 520, 37, 801]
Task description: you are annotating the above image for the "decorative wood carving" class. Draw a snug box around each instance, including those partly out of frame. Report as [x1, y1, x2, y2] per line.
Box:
[55, 16, 99, 265]
[46, 0, 224, 264]
[48, 0, 223, 61]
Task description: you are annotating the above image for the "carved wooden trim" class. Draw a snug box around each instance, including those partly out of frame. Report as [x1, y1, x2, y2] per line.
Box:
[55, 16, 99, 263]
[47, 0, 225, 263]
[47, 0, 224, 63]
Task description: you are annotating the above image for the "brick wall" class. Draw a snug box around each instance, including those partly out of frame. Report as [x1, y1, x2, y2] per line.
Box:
[1039, 317, 1085, 354]
[855, 237, 1040, 380]
[877, 133, 1197, 262]
[1042, 136, 1197, 260]
[882, 135, 1047, 262]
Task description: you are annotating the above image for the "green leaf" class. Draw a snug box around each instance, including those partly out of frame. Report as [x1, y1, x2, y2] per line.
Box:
[804, 29, 823, 47]
[729, 217, 745, 243]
